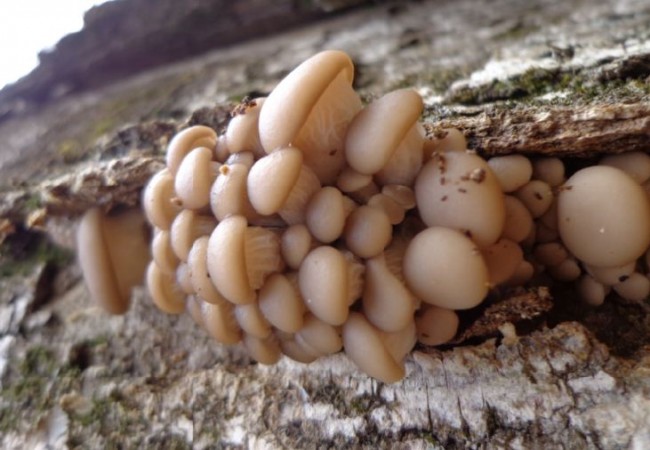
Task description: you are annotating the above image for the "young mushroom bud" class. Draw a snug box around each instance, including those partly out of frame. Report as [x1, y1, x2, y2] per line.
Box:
[584, 261, 636, 286]
[166, 125, 217, 175]
[77, 208, 151, 315]
[243, 334, 282, 365]
[295, 313, 343, 357]
[481, 238, 524, 287]
[547, 257, 582, 282]
[210, 155, 263, 223]
[342, 312, 408, 383]
[532, 157, 565, 187]
[235, 303, 272, 338]
[277, 332, 319, 364]
[613, 272, 650, 302]
[258, 50, 362, 184]
[151, 230, 179, 275]
[280, 224, 316, 270]
[502, 196, 534, 243]
[247, 147, 321, 225]
[368, 185, 415, 225]
[188, 236, 228, 305]
[487, 155, 533, 193]
[403, 227, 489, 310]
[557, 166, 650, 267]
[345, 89, 424, 186]
[225, 97, 267, 159]
[599, 151, 650, 184]
[415, 151, 506, 247]
[143, 169, 181, 230]
[200, 300, 242, 344]
[425, 128, 467, 157]
[343, 205, 393, 259]
[577, 274, 609, 306]
[174, 147, 221, 210]
[515, 180, 553, 218]
[415, 306, 459, 346]
[336, 167, 380, 204]
[145, 261, 186, 315]
[175, 262, 194, 295]
[207, 215, 284, 305]
[305, 187, 357, 243]
[170, 210, 217, 262]
[258, 273, 306, 333]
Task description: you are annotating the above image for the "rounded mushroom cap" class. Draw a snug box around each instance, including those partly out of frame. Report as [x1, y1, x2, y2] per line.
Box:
[281, 224, 314, 270]
[547, 257, 581, 282]
[577, 274, 608, 306]
[533, 242, 568, 267]
[487, 155, 533, 193]
[403, 227, 489, 310]
[481, 238, 524, 287]
[247, 147, 303, 216]
[430, 128, 467, 154]
[200, 300, 242, 344]
[532, 157, 565, 187]
[295, 313, 343, 356]
[166, 125, 217, 175]
[298, 246, 350, 325]
[342, 312, 405, 383]
[188, 236, 228, 305]
[613, 272, 650, 302]
[557, 166, 650, 267]
[210, 160, 259, 222]
[258, 273, 305, 333]
[151, 229, 179, 275]
[145, 261, 186, 315]
[258, 50, 361, 184]
[143, 169, 180, 230]
[243, 334, 281, 365]
[344, 205, 393, 259]
[77, 208, 151, 315]
[306, 187, 355, 243]
[502, 195, 534, 243]
[415, 151, 506, 248]
[345, 89, 424, 176]
[174, 147, 220, 210]
[206, 215, 255, 304]
[515, 180, 553, 218]
[584, 261, 636, 286]
[415, 306, 459, 346]
[600, 151, 650, 184]
[170, 210, 217, 262]
[235, 303, 272, 338]
[225, 97, 266, 158]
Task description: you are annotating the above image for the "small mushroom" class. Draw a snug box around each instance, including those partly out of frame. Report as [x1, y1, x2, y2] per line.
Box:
[258, 50, 362, 184]
[481, 238, 524, 287]
[258, 273, 305, 333]
[425, 128, 467, 157]
[577, 274, 609, 306]
[175, 262, 194, 295]
[187, 236, 228, 305]
[207, 215, 283, 305]
[210, 156, 261, 222]
[151, 229, 179, 275]
[403, 227, 489, 310]
[343, 205, 393, 259]
[547, 257, 581, 282]
[166, 125, 217, 175]
[146, 261, 186, 314]
[415, 306, 459, 346]
[143, 169, 181, 230]
[613, 272, 650, 302]
[515, 180, 553, 218]
[170, 210, 217, 262]
[247, 147, 321, 225]
[174, 147, 221, 211]
[305, 186, 356, 243]
[533, 242, 569, 267]
[280, 224, 315, 270]
[243, 333, 282, 365]
[200, 300, 242, 344]
[342, 312, 407, 383]
[225, 97, 267, 159]
[235, 303, 272, 338]
[502, 195, 534, 243]
[77, 208, 151, 314]
[336, 167, 380, 203]
[345, 89, 424, 186]
[295, 313, 343, 357]
[557, 166, 650, 267]
[415, 151, 505, 247]
[487, 155, 533, 193]
[584, 261, 636, 286]
[532, 157, 565, 187]
[599, 151, 650, 184]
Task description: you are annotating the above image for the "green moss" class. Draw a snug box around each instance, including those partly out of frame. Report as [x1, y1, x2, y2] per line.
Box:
[57, 139, 84, 164]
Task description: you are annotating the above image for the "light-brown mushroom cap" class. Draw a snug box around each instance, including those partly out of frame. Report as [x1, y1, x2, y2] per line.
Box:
[577, 275, 609, 306]
[584, 261, 636, 286]
[77, 208, 151, 315]
[613, 272, 650, 302]
[298, 246, 350, 326]
[305, 187, 356, 243]
[258, 273, 305, 333]
[342, 312, 405, 383]
[533, 242, 569, 267]
[166, 125, 217, 175]
[187, 236, 228, 305]
[515, 180, 553, 219]
[504, 260, 535, 287]
[502, 196, 534, 243]
[146, 261, 186, 314]
[532, 157, 565, 187]
[346, 89, 424, 183]
[403, 227, 489, 310]
[415, 151, 506, 248]
[599, 151, 650, 184]
[247, 147, 321, 224]
[487, 155, 533, 193]
[280, 224, 314, 270]
[225, 97, 267, 159]
[176, 262, 194, 295]
[429, 128, 467, 154]
[151, 229, 179, 275]
[415, 306, 459, 346]
[200, 300, 242, 344]
[170, 210, 217, 262]
[557, 166, 650, 267]
[344, 205, 393, 259]
[235, 303, 272, 338]
[243, 334, 281, 365]
[277, 333, 319, 364]
[363, 253, 417, 332]
[174, 147, 220, 210]
[295, 313, 343, 356]
[210, 159, 260, 222]
[481, 238, 524, 287]
[367, 193, 405, 225]
[143, 169, 181, 230]
[547, 257, 581, 282]
[258, 50, 361, 184]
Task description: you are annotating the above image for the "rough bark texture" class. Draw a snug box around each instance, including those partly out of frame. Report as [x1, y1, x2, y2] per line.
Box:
[1, 0, 650, 448]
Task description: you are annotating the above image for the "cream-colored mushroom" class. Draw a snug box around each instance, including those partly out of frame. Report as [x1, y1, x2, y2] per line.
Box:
[415, 306, 459, 346]
[487, 155, 533, 193]
[166, 125, 217, 175]
[295, 314, 343, 357]
[200, 300, 241, 344]
[143, 169, 181, 230]
[174, 147, 221, 210]
[146, 261, 186, 314]
[532, 157, 565, 187]
[344, 205, 393, 259]
[225, 97, 267, 159]
[169, 210, 217, 262]
[280, 224, 315, 270]
[151, 230, 179, 275]
[258, 273, 305, 333]
[305, 187, 356, 243]
[599, 151, 650, 184]
[515, 180, 553, 218]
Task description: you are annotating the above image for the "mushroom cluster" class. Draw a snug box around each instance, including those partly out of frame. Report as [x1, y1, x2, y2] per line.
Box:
[77, 50, 650, 383]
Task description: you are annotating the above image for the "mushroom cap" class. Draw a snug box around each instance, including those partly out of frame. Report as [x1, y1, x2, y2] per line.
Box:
[258, 273, 305, 333]
[532, 157, 565, 187]
[558, 166, 650, 267]
[77, 208, 151, 315]
[210, 160, 259, 222]
[613, 272, 650, 302]
[170, 210, 217, 262]
[502, 195, 534, 243]
[151, 229, 179, 275]
[547, 257, 581, 282]
[344, 205, 393, 259]
[143, 169, 180, 230]
[305, 187, 355, 243]
[225, 97, 266, 158]
[174, 147, 219, 210]
[403, 227, 489, 310]
[281, 224, 314, 270]
[515, 180, 553, 219]
[247, 147, 303, 216]
[145, 261, 186, 314]
[577, 274, 608, 306]
[235, 303, 272, 338]
[166, 125, 217, 175]
[206, 215, 255, 304]
[298, 246, 350, 326]
[295, 313, 343, 356]
[243, 334, 281, 365]
[533, 242, 568, 267]
[342, 312, 405, 383]
[188, 236, 228, 305]
[584, 261, 635, 286]
[487, 155, 533, 193]
[200, 300, 242, 344]
[415, 151, 505, 248]
[345, 89, 424, 176]
[415, 306, 459, 346]
[481, 238, 524, 287]
[599, 151, 650, 184]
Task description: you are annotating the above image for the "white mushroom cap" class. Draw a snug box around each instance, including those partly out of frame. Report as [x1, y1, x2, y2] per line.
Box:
[577, 274, 609, 306]
[77, 208, 151, 314]
[415, 151, 506, 247]
[258, 50, 362, 184]
[210, 159, 261, 222]
[166, 125, 217, 175]
[345, 89, 424, 185]
[403, 227, 489, 310]
[558, 166, 650, 267]
[599, 151, 650, 184]
[584, 261, 636, 286]
[175, 262, 194, 295]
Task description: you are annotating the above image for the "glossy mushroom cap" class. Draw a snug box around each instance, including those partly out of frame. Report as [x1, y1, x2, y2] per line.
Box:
[558, 166, 650, 267]
[166, 126, 217, 175]
[146, 261, 186, 314]
[174, 147, 220, 210]
[258, 50, 362, 184]
[77, 208, 151, 314]
[143, 169, 181, 230]
[225, 97, 267, 159]
[599, 151, 650, 184]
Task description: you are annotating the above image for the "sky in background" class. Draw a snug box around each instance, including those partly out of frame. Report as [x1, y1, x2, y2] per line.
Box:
[0, 0, 108, 89]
